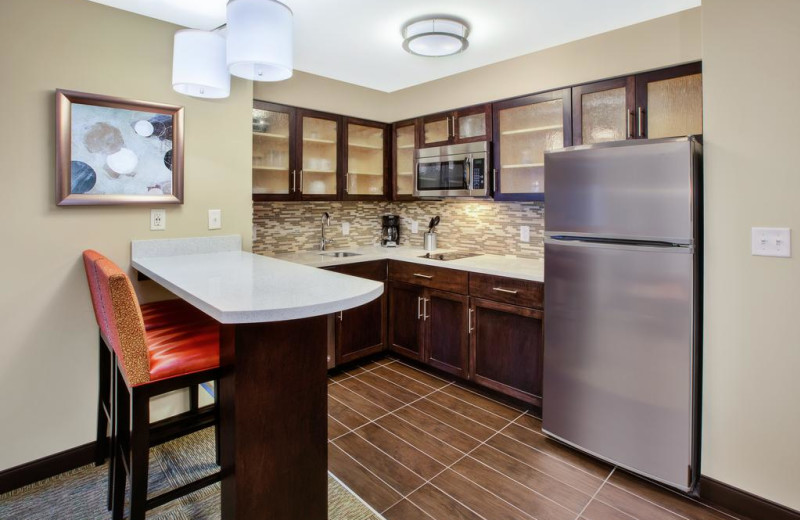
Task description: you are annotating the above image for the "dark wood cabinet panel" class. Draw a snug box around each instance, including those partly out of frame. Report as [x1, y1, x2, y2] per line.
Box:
[389, 261, 469, 294]
[336, 289, 386, 365]
[469, 273, 543, 309]
[425, 290, 469, 378]
[326, 260, 387, 282]
[470, 297, 544, 406]
[388, 282, 425, 360]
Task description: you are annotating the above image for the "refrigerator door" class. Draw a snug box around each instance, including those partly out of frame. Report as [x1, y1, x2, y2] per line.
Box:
[543, 238, 697, 490]
[544, 137, 700, 244]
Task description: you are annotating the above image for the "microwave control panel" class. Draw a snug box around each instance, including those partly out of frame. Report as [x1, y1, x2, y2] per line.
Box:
[472, 158, 485, 189]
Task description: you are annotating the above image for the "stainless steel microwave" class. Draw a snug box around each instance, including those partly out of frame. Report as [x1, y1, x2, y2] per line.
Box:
[414, 142, 490, 198]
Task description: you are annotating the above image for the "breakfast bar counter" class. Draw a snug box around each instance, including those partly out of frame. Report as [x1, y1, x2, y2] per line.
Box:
[131, 235, 383, 519]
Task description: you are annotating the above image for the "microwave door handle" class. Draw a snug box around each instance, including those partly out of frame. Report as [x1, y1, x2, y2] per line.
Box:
[464, 156, 471, 189]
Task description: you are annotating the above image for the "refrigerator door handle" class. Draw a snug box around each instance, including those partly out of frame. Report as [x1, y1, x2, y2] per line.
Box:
[544, 237, 693, 253]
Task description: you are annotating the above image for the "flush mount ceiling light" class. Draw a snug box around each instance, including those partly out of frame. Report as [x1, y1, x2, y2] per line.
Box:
[171, 0, 293, 99]
[402, 17, 469, 57]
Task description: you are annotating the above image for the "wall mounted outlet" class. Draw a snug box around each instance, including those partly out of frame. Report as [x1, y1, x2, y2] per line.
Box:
[410, 220, 419, 234]
[752, 227, 791, 257]
[341, 221, 350, 235]
[208, 209, 222, 230]
[520, 225, 530, 243]
[150, 209, 166, 231]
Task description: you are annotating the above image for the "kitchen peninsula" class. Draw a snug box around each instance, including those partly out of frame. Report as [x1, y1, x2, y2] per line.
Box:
[131, 235, 383, 519]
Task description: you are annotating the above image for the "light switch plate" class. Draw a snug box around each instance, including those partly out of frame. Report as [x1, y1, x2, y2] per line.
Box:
[520, 225, 530, 243]
[752, 227, 791, 257]
[410, 220, 419, 234]
[341, 222, 350, 235]
[208, 209, 222, 230]
[150, 209, 166, 231]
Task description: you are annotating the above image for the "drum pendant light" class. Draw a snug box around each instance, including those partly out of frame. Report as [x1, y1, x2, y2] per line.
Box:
[172, 29, 230, 99]
[226, 0, 294, 82]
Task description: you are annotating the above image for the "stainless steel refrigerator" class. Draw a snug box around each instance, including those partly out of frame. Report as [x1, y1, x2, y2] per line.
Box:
[542, 136, 702, 492]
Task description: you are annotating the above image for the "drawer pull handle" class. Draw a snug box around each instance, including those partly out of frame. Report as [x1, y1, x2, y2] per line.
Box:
[413, 273, 434, 279]
[493, 287, 518, 295]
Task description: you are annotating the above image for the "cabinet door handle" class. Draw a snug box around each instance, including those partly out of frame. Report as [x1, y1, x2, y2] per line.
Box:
[345, 172, 349, 194]
[338, 311, 343, 321]
[291, 170, 296, 192]
[493, 287, 519, 295]
[417, 296, 423, 319]
[626, 110, 634, 139]
[449, 116, 455, 139]
[413, 273, 433, 279]
[637, 107, 645, 138]
[468, 308, 474, 334]
[423, 298, 430, 320]
[493, 168, 497, 194]
[299, 169, 304, 192]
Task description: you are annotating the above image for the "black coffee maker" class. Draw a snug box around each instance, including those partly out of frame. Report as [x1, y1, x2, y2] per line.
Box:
[381, 215, 400, 247]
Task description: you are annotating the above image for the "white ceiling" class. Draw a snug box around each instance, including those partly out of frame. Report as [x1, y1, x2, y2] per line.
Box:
[88, 0, 700, 92]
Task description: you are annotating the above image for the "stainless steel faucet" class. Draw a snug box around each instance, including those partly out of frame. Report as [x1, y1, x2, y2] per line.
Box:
[320, 212, 333, 251]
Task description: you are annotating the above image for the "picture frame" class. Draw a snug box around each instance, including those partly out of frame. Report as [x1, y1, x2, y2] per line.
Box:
[55, 89, 184, 206]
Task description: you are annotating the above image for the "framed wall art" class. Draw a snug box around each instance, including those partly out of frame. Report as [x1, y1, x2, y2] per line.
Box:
[55, 89, 184, 205]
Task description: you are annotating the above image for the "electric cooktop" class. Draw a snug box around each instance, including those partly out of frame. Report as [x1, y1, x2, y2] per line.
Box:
[419, 252, 483, 261]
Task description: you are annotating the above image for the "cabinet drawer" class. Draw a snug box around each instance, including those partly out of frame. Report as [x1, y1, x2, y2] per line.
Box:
[325, 260, 387, 282]
[469, 273, 543, 308]
[389, 260, 468, 294]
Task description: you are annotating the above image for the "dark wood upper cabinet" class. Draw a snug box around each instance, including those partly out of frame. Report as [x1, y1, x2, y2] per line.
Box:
[425, 290, 470, 379]
[252, 101, 297, 201]
[391, 118, 419, 201]
[420, 103, 492, 148]
[342, 117, 389, 201]
[492, 88, 572, 202]
[572, 62, 702, 145]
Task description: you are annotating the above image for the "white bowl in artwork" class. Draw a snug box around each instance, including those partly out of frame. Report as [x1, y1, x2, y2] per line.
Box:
[308, 180, 326, 194]
[134, 120, 155, 137]
[107, 148, 138, 174]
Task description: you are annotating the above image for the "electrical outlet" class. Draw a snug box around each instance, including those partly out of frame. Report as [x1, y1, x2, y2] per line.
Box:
[411, 220, 419, 234]
[208, 209, 222, 230]
[150, 209, 166, 231]
[520, 225, 530, 243]
[341, 221, 350, 235]
[752, 227, 791, 257]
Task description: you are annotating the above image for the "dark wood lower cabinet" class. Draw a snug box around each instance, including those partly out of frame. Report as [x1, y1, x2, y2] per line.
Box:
[470, 297, 544, 406]
[388, 281, 425, 360]
[336, 288, 386, 365]
[425, 290, 469, 378]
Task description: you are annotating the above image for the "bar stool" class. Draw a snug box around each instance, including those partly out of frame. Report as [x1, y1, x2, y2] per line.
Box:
[91, 256, 222, 520]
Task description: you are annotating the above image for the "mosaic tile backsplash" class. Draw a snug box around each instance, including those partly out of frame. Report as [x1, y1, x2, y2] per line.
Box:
[253, 200, 545, 260]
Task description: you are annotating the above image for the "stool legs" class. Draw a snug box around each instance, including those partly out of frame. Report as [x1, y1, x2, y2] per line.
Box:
[95, 335, 111, 467]
[112, 370, 129, 520]
[129, 392, 150, 520]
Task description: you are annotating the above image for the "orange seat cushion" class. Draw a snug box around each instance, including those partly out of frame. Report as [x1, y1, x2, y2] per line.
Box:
[146, 322, 220, 383]
[141, 299, 213, 331]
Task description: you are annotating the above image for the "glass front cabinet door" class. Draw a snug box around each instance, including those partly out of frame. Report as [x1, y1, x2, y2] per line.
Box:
[344, 118, 388, 200]
[297, 110, 340, 199]
[252, 101, 296, 201]
[420, 104, 491, 148]
[493, 89, 572, 201]
[392, 119, 418, 200]
[572, 77, 635, 145]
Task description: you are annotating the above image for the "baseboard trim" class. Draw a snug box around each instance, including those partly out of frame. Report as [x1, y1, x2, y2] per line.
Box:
[698, 475, 800, 520]
[0, 442, 96, 495]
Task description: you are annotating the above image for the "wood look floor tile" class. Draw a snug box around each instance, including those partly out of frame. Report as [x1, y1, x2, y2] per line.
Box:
[329, 371, 353, 383]
[376, 414, 465, 466]
[383, 499, 434, 520]
[450, 456, 575, 520]
[384, 362, 451, 388]
[339, 377, 407, 412]
[412, 399, 496, 442]
[431, 469, 535, 520]
[486, 434, 605, 497]
[393, 406, 481, 454]
[355, 371, 422, 403]
[608, 471, 738, 520]
[425, 391, 512, 430]
[328, 396, 370, 430]
[514, 412, 544, 434]
[407, 484, 485, 520]
[596, 482, 685, 520]
[334, 432, 425, 496]
[374, 357, 397, 366]
[370, 366, 439, 396]
[355, 422, 446, 480]
[470, 444, 592, 513]
[328, 415, 350, 440]
[501, 424, 614, 479]
[442, 385, 525, 420]
[329, 383, 390, 420]
[328, 443, 401, 513]
[581, 499, 638, 520]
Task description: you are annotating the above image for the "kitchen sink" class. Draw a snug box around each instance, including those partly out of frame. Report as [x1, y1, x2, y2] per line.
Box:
[320, 252, 362, 258]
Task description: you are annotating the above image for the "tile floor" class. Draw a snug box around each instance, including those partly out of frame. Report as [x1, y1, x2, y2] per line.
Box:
[327, 357, 743, 520]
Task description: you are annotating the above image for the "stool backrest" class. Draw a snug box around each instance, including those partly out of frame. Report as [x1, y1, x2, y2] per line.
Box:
[94, 257, 151, 386]
[82, 250, 107, 332]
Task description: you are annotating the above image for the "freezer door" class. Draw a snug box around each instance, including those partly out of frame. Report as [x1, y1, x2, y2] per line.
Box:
[543, 238, 696, 490]
[544, 138, 699, 243]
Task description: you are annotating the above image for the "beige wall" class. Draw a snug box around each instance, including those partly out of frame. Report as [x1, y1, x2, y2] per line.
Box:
[0, 0, 253, 471]
[702, 0, 800, 510]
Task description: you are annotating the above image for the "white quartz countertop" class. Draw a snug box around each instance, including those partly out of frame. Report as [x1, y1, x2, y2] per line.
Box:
[131, 237, 384, 324]
[272, 245, 544, 282]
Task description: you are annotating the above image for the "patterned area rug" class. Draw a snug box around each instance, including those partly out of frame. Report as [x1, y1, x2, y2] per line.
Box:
[0, 427, 382, 519]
